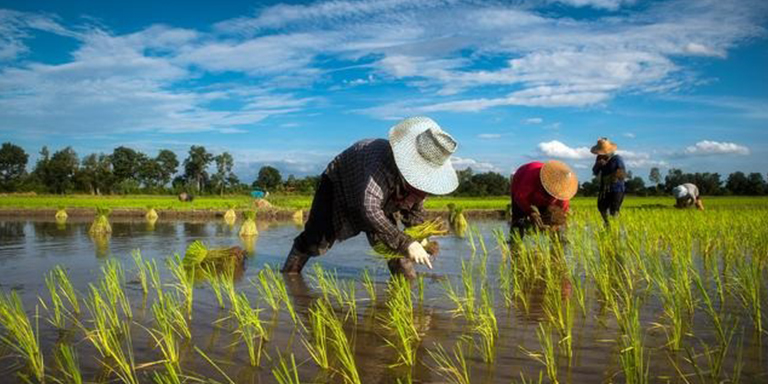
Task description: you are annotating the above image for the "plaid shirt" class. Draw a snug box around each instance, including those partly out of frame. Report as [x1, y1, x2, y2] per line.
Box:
[325, 139, 426, 253]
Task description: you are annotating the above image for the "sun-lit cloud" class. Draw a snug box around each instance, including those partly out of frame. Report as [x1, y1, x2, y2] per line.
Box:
[683, 140, 750, 156]
[538, 140, 593, 160]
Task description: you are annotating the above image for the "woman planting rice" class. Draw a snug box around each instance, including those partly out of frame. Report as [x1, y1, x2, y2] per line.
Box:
[673, 183, 705, 210]
[591, 137, 627, 227]
[281, 117, 459, 278]
[509, 160, 577, 249]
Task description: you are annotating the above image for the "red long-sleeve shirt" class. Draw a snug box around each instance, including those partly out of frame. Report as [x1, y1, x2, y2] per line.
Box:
[510, 162, 570, 215]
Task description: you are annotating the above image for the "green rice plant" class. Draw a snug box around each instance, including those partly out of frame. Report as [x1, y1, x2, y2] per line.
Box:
[167, 254, 195, 320]
[42, 266, 79, 329]
[427, 342, 470, 384]
[89, 206, 112, 234]
[254, 267, 281, 312]
[231, 293, 268, 367]
[203, 265, 226, 309]
[88, 319, 139, 384]
[361, 268, 376, 303]
[0, 291, 44, 382]
[55, 206, 68, 220]
[521, 323, 558, 384]
[321, 298, 360, 384]
[132, 250, 149, 297]
[730, 254, 764, 334]
[239, 210, 258, 236]
[152, 362, 182, 384]
[416, 274, 425, 304]
[272, 352, 301, 384]
[459, 259, 476, 323]
[302, 299, 331, 370]
[194, 346, 236, 384]
[145, 205, 159, 220]
[149, 291, 190, 367]
[100, 259, 132, 320]
[381, 274, 420, 369]
[372, 218, 447, 260]
[53, 343, 82, 384]
[612, 296, 649, 384]
[474, 286, 498, 364]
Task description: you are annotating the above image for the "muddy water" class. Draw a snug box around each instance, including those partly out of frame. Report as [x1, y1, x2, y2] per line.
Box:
[0, 217, 765, 383]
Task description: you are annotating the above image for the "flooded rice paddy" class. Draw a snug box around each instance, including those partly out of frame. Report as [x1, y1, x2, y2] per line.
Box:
[0, 214, 766, 383]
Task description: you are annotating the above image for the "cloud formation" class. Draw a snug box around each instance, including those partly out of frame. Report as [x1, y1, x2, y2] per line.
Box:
[538, 140, 592, 160]
[683, 140, 750, 156]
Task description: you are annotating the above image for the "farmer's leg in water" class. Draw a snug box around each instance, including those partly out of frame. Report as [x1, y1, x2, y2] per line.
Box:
[282, 175, 336, 274]
[508, 201, 530, 255]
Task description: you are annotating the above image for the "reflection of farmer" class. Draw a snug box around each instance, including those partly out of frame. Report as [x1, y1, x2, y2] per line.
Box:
[281, 117, 459, 277]
[509, 161, 578, 245]
[673, 183, 704, 210]
[591, 138, 626, 226]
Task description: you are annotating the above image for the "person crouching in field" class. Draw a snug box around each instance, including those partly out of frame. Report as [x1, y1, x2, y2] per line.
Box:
[673, 183, 704, 210]
[281, 117, 459, 279]
[509, 160, 578, 250]
[591, 137, 627, 227]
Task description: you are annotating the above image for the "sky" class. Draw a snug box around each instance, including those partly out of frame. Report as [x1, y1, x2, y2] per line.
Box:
[1, 0, 767, 184]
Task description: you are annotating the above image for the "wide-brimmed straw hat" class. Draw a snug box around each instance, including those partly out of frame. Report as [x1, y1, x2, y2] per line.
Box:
[590, 137, 618, 155]
[389, 117, 459, 195]
[540, 160, 578, 201]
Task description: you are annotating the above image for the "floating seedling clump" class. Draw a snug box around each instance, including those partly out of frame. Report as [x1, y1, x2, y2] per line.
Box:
[183, 240, 246, 269]
[89, 206, 112, 234]
[145, 205, 158, 221]
[224, 204, 237, 224]
[55, 205, 68, 220]
[239, 210, 259, 236]
[448, 204, 468, 237]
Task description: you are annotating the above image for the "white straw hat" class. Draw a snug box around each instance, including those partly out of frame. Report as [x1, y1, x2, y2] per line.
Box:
[389, 117, 459, 195]
[672, 185, 687, 199]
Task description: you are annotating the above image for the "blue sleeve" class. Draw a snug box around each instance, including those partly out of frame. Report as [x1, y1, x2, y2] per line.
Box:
[615, 155, 625, 171]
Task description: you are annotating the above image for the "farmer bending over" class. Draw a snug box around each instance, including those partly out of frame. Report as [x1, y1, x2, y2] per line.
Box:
[509, 161, 578, 248]
[673, 183, 704, 210]
[591, 137, 626, 226]
[281, 117, 459, 278]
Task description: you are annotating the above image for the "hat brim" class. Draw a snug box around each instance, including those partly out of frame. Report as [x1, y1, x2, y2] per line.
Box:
[590, 142, 617, 155]
[540, 161, 578, 201]
[389, 124, 458, 195]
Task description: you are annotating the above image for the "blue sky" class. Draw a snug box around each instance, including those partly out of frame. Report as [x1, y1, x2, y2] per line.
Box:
[1, 0, 766, 183]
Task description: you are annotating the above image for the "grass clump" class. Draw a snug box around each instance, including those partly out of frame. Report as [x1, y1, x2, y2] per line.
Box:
[89, 206, 112, 234]
[239, 210, 258, 236]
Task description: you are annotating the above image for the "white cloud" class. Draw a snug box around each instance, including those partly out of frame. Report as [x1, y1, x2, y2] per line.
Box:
[616, 150, 668, 168]
[623, 132, 636, 139]
[538, 140, 593, 160]
[477, 133, 501, 139]
[451, 156, 500, 173]
[683, 140, 750, 156]
[550, 0, 636, 11]
[524, 117, 543, 124]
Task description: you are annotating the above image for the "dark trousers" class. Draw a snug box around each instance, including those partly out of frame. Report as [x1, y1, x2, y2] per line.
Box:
[292, 174, 336, 257]
[598, 190, 624, 225]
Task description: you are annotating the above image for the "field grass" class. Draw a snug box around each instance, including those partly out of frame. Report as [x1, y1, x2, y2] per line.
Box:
[2, 194, 767, 212]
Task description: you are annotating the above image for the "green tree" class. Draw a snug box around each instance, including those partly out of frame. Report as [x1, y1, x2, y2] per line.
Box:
[746, 173, 766, 195]
[111, 146, 141, 183]
[47, 147, 79, 194]
[183, 146, 213, 193]
[254, 165, 282, 191]
[77, 153, 113, 195]
[0, 142, 28, 191]
[137, 156, 164, 190]
[726, 172, 749, 195]
[212, 152, 238, 195]
[156, 149, 179, 187]
[649, 167, 661, 186]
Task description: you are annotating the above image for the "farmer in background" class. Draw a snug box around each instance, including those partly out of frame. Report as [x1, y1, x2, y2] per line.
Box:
[509, 160, 578, 247]
[281, 117, 459, 278]
[673, 183, 704, 210]
[591, 138, 627, 226]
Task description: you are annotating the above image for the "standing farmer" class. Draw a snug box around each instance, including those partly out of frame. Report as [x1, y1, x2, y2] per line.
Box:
[281, 117, 459, 278]
[673, 183, 704, 210]
[509, 160, 578, 246]
[591, 138, 626, 226]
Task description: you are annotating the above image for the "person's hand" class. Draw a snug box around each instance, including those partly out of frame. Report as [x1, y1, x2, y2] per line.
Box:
[407, 241, 432, 269]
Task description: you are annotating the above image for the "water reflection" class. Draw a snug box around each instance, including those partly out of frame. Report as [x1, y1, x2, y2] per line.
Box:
[90, 233, 110, 258]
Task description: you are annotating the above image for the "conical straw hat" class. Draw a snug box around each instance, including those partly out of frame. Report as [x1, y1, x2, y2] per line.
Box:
[590, 137, 618, 155]
[540, 160, 578, 201]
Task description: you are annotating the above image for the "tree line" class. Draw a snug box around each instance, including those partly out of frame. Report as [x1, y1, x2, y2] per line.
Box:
[1, 142, 766, 196]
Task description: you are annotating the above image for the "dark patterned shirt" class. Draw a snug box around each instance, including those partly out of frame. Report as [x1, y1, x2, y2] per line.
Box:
[324, 139, 426, 253]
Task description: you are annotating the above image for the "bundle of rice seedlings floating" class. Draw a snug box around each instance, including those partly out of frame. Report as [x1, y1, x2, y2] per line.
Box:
[55, 205, 68, 221]
[182, 240, 246, 270]
[145, 205, 159, 221]
[89, 206, 112, 235]
[448, 205, 468, 237]
[372, 218, 447, 260]
[0, 291, 44, 382]
[239, 210, 259, 236]
[224, 204, 237, 223]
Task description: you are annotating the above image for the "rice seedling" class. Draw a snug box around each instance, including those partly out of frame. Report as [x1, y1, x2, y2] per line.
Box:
[223, 204, 237, 222]
[167, 254, 195, 319]
[55, 205, 68, 220]
[239, 210, 258, 236]
[203, 265, 226, 309]
[474, 286, 498, 364]
[148, 291, 190, 366]
[53, 343, 82, 384]
[132, 250, 149, 297]
[100, 259, 132, 320]
[447, 204, 468, 237]
[254, 264, 299, 325]
[372, 218, 447, 260]
[89, 206, 112, 234]
[427, 342, 470, 384]
[88, 318, 139, 384]
[194, 346, 235, 384]
[321, 298, 360, 384]
[521, 323, 558, 384]
[272, 352, 301, 384]
[151, 362, 182, 384]
[381, 274, 420, 369]
[730, 254, 764, 334]
[42, 266, 80, 329]
[612, 296, 649, 384]
[146, 205, 159, 221]
[361, 268, 376, 303]
[302, 299, 331, 370]
[231, 293, 268, 367]
[0, 291, 44, 382]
